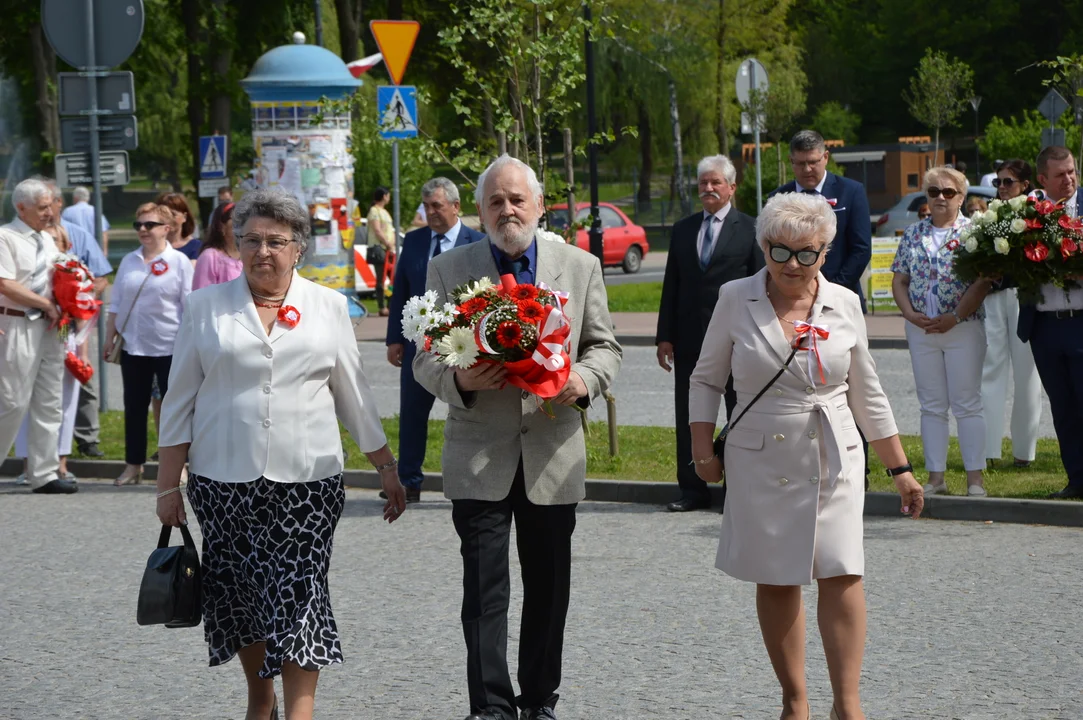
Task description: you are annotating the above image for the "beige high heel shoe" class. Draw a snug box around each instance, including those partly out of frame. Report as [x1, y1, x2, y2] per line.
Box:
[114, 467, 143, 486]
[830, 706, 840, 720]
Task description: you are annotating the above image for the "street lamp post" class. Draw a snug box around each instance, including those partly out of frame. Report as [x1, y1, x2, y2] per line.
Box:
[584, 3, 603, 264]
[970, 95, 982, 177]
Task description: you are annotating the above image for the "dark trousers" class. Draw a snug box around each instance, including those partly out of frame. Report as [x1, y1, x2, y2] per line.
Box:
[451, 463, 576, 719]
[674, 357, 735, 503]
[374, 258, 388, 309]
[1029, 313, 1083, 488]
[73, 377, 100, 446]
[120, 352, 172, 465]
[398, 346, 435, 490]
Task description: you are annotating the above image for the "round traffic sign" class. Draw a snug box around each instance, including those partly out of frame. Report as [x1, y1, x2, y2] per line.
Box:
[735, 58, 769, 105]
[42, 0, 145, 69]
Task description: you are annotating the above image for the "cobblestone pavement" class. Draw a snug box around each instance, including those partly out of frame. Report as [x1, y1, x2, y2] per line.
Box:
[1, 481, 1081, 719]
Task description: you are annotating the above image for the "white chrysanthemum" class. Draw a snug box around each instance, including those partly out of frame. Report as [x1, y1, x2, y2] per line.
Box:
[1009, 195, 1027, 211]
[536, 229, 567, 244]
[982, 209, 997, 225]
[1010, 218, 1027, 234]
[442, 302, 459, 318]
[456, 277, 496, 302]
[989, 199, 1003, 212]
[435, 326, 479, 369]
[993, 237, 1010, 255]
[964, 236, 978, 253]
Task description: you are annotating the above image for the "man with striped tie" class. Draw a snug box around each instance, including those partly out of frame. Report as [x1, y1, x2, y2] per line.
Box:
[0, 178, 77, 494]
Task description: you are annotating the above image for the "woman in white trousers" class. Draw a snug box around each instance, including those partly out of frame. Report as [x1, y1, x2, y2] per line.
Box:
[892, 166, 992, 496]
[980, 159, 1042, 466]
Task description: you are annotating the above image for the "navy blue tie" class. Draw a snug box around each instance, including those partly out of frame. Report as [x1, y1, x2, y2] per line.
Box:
[503, 255, 531, 284]
[432, 234, 446, 258]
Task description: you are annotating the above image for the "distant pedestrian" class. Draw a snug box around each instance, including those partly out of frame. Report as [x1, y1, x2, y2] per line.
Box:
[156, 192, 201, 264]
[193, 202, 242, 290]
[980, 160, 1004, 188]
[366, 187, 395, 316]
[965, 196, 988, 216]
[61, 186, 110, 254]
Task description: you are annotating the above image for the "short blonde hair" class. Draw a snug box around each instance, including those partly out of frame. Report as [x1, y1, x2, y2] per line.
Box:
[923, 166, 968, 194]
[134, 202, 172, 224]
[756, 192, 837, 251]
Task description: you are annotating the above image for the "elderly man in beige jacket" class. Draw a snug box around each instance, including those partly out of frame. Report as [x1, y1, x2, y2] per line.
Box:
[413, 155, 622, 720]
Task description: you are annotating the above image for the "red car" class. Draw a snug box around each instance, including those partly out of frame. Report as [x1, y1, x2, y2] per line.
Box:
[547, 202, 649, 273]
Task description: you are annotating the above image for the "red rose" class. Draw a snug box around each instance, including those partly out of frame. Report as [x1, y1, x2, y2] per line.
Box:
[510, 284, 539, 301]
[495, 321, 523, 348]
[1025, 217, 1044, 231]
[150, 259, 169, 276]
[517, 299, 546, 323]
[1062, 237, 1079, 259]
[1025, 243, 1050, 262]
[1034, 200, 1056, 215]
[277, 305, 301, 328]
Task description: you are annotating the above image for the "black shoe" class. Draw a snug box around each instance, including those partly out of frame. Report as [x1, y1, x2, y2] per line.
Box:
[464, 714, 505, 720]
[666, 496, 710, 512]
[1047, 485, 1083, 500]
[78, 442, 104, 458]
[406, 487, 421, 504]
[520, 708, 557, 720]
[32, 478, 79, 494]
[150, 451, 160, 462]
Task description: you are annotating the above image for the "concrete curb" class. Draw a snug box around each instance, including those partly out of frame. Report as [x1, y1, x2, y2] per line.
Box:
[14, 459, 1080, 528]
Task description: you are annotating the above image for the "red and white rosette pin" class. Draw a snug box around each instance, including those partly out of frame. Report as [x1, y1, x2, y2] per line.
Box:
[150, 259, 169, 276]
[277, 305, 301, 329]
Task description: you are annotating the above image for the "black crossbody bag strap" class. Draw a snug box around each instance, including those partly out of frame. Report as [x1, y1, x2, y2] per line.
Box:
[727, 340, 801, 432]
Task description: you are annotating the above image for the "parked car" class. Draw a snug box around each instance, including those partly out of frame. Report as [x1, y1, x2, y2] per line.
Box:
[875, 186, 996, 237]
[547, 202, 650, 273]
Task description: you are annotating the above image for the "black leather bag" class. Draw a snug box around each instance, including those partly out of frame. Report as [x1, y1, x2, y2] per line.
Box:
[713, 342, 801, 469]
[367, 244, 387, 264]
[137, 524, 202, 628]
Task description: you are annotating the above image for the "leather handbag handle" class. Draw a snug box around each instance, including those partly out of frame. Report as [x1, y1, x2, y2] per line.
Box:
[157, 523, 196, 550]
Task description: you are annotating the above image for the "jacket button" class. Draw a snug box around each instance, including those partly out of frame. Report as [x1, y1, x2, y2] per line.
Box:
[773, 433, 785, 442]
[779, 477, 789, 485]
[522, 391, 530, 400]
[774, 388, 783, 396]
[521, 427, 529, 434]
[263, 347, 273, 358]
[805, 386, 815, 394]
[808, 430, 818, 439]
[809, 476, 819, 483]
[262, 419, 272, 428]
[263, 384, 272, 394]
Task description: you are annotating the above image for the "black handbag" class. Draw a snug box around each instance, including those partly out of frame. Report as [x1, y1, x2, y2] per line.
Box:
[713, 341, 802, 468]
[137, 524, 203, 628]
[367, 244, 387, 264]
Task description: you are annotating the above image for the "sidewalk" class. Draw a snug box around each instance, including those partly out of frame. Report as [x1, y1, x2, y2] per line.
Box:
[357, 311, 909, 349]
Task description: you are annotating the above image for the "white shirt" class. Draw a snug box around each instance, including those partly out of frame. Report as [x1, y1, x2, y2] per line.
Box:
[925, 226, 952, 316]
[980, 172, 997, 188]
[430, 220, 462, 258]
[159, 274, 388, 484]
[1031, 189, 1083, 311]
[61, 201, 110, 237]
[0, 218, 60, 312]
[108, 245, 193, 356]
[698, 203, 732, 260]
[415, 202, 427, 222]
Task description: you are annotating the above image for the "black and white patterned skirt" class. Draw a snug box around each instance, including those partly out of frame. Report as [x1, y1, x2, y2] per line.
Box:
[187, 472, 346, 679]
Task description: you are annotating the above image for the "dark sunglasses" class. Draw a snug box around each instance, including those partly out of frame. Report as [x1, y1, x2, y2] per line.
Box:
[768, 243, 825, 266]
[927, 186, 959, 199]
[132, 220, 166, 231]
[992, 177, 1020, 188]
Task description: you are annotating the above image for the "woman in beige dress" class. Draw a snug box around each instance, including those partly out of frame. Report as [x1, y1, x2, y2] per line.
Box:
[688, 192, 924, 720]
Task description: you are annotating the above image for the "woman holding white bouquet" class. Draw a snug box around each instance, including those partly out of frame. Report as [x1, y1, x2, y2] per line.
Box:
[979, 159, 1041, 468]
[891, 166, 992, 496]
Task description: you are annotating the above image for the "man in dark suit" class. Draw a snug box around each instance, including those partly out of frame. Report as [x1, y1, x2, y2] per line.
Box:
[656, 154, 763, 512]
[770, 129, 872, 311]
[1017, 146, 1083, 499]
[386, 177, 484, 502]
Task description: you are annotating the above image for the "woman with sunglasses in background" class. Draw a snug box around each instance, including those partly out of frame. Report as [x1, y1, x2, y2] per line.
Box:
[978, 159, 1041, 469]
[105, 203, 193, 486]
[156, 191, 202, 266]
[192, 201, 242, 290]
[891, 166, 992, 497]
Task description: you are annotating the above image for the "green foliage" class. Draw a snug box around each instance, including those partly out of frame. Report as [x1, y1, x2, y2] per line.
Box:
[735, 144, 783, 216]
[979, 110, 1080, 167]
[902, 48, 974, 155]
[606, 282, 662, 312]
[811, 101, 860, 145]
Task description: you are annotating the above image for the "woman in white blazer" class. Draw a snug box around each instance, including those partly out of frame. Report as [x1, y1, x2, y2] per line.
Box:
[688, 193, 924, 720]
[155, 188, 406, 720]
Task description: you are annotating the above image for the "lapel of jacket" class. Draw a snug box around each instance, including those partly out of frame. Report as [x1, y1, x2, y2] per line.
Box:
[267, 272, 305, 345]
[746, 268, 800, 373]
[534, 235, 564, 289]
[820, 172, 839, 204]
[707, 209, 738, 266]
[459, 237, 502, 287]
[452, 223, 475, 248]
[231, 276, 272, 347]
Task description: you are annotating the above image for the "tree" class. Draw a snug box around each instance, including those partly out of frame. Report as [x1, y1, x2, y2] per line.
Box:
[903, 48, 973, 160]
[978, 110, 1080, 168]
[761, 64, 806, 184]
[333, 0, 362, 63]
[811, 101, 860, 145]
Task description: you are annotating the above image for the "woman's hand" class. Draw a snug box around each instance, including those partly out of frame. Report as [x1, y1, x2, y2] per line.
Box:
[924, 312, 959, 334]
[693, 455, 724, 484]
[156, 491, 187, 527]
[103, 335, 116, 358]
[380, 468, 407, 523]
[903, 309, 934, 329]
[893, 472, 924, 519]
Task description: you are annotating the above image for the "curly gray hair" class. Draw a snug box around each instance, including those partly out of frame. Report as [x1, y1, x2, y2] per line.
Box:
[232, 187, 311, 257]
[756, 192, 837, 253]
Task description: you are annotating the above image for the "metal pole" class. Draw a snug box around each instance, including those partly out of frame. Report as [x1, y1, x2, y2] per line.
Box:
[84, 0, 108, 411]
[314, 0, 323, 47]
[751, 61, 763, 213]
[974, 107, 980, 177]
[391, 140, 401, 248]
[584, 3, 603, 263]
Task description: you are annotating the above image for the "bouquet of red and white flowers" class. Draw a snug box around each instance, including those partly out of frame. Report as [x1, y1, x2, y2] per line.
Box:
[52, 255, 101, 341]
[952, 195, 1083, 302]
[402, 275, 574, 403]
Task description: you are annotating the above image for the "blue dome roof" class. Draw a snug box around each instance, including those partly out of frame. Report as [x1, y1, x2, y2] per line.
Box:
[242, 44, 361, 102]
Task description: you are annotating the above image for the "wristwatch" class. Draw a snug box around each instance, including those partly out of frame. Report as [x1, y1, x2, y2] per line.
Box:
[885, 463, 913, 477]
[952, 311, 962, 323]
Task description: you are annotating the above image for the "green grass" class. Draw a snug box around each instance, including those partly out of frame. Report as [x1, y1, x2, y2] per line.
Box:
[74, 412, 1070, 499]
[606, 282, 662, 313]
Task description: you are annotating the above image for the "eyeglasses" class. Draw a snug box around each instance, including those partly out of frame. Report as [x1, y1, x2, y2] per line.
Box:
[768, 243, 825, 266]
[790, 155, 826, 170]
[927, 186, 960, 199]
[240, 235, 294, 254]
[132, 221, 165, 231]
[992, 177, 1019, 188]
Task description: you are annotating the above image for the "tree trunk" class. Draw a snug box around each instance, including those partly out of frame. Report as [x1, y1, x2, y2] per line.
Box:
[715, 0, 727, 154]
[533, 6, 544, 184]
[182, 0, 205, 190]
[335, 0, 359, 62]
[637, 101, 652, 204]
[204, 0, 232, 219]
[669, 78, 687, 213]
[933, 126, 940, 166]
[29, 24, 60, 153]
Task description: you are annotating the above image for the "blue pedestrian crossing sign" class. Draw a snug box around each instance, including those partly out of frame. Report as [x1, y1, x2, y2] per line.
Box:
[378, 86, 418, 139]
[198, 135, 227, 179]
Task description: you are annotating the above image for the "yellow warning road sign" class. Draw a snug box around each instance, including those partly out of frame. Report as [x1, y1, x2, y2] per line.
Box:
[369, 20, 420, 86]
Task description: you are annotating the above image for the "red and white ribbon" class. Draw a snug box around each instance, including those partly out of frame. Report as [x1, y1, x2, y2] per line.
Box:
[793, 320, 830, 384]
[532, 304, 571, 371]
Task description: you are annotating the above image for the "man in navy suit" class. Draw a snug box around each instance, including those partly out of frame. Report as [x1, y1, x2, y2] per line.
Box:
[770, 129, 872, 311]
[386, 178, 484, 502]
[1017, 146, 1083, 499]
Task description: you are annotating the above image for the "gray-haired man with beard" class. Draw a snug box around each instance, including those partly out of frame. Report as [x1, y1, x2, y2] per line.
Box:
[413, 154, 622, 720]
[656, 154, 763, 512]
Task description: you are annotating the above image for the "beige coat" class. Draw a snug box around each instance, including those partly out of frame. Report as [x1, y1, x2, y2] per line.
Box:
[412, 237, 622, 505]
[689, 268, 898, 585]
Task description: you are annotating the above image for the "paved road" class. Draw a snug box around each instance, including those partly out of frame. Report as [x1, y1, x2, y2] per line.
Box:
[1, 482, 1080, 719]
